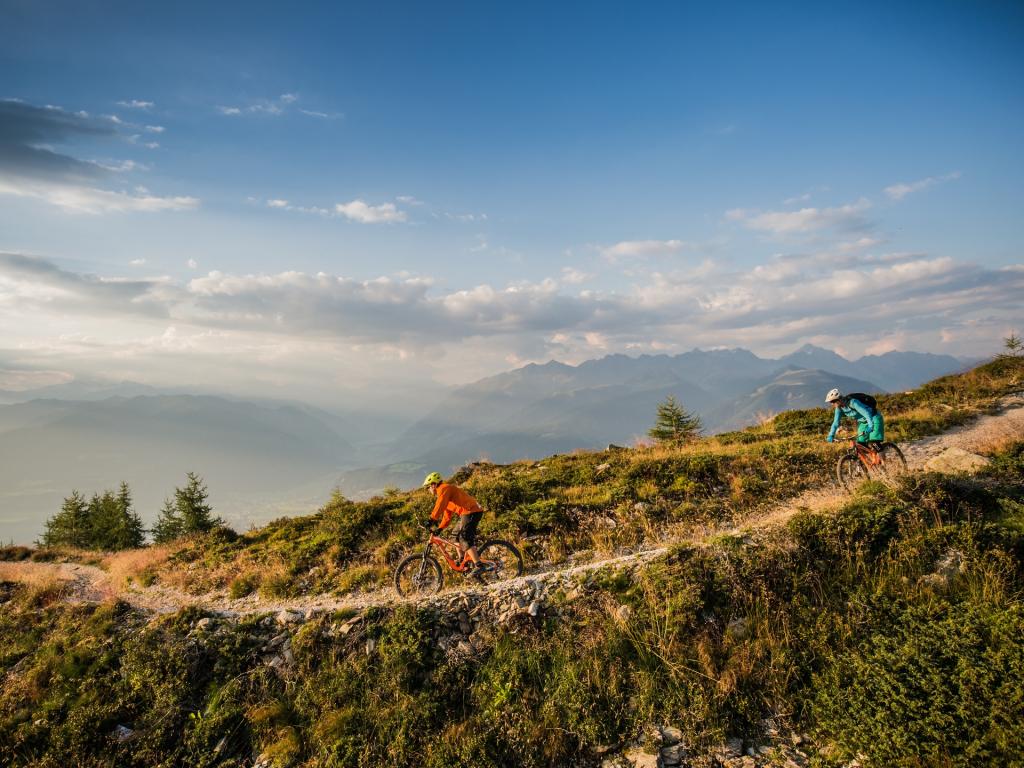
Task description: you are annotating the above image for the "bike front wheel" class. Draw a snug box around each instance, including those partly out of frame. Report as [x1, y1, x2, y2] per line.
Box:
[876, 442, 908, 481]
[394, 554, 443, 597]
[475, 540, 524, 585]
[837, 452, 869, 492]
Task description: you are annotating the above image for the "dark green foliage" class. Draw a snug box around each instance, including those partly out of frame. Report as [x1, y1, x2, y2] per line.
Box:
[151, 497, 185, 544]
[152, 473, 224, 544]
[175, 472, 220, 534]
[648, 394, 702, 445]
[814, 602, 1024, 765]
[41, 483, 145, 551]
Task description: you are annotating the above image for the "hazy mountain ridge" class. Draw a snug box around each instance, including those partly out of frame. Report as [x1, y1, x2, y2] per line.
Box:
[333, 345, 966, 497]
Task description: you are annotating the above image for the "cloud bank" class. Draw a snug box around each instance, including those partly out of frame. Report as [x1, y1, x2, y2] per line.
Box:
[0, 99, 197, 214]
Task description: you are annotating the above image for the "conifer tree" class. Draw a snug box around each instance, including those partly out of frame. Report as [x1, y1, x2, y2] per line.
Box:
[174, 472, 221, 534]
[151, 498, 184, 544]
[114, 482, 146, 549]
[41, 483, 144, 550]
[41, 490, 90, 548]
[648, 395, 702, 446]
[1003, 331, 1023, 357]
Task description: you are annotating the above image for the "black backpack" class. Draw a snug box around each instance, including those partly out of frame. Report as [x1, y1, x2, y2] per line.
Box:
[846, 392, 877, 412]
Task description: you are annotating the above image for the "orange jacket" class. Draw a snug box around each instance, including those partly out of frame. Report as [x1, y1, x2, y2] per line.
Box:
[429, 482, 483, 529]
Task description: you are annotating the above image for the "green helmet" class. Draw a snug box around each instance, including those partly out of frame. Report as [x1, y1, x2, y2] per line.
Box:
[422, 471, 443, 487]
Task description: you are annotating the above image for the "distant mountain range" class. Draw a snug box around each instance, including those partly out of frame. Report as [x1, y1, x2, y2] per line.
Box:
[336, 345, 967, 494]
[0, 344, 970, 542]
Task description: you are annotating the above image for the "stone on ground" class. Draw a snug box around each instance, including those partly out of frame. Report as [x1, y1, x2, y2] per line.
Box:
[924, 446, 991, 474]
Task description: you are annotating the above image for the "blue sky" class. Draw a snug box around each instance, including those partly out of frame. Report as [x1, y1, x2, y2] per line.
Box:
[1, 0, 1022, 402]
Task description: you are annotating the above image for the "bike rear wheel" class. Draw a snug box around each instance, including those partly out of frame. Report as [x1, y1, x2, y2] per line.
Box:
[837, 452, 869, 492]
[876, 442, 908, 480]
[394, 554, 443, 597]
[475, 540, 524, 585]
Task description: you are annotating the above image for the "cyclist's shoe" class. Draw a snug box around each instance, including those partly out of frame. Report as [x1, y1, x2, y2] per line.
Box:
[475, 561, 496, 573]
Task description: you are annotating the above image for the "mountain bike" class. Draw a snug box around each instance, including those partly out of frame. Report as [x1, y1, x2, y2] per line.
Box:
[394, 522, 524, 597]
[834, 431, 907, 491]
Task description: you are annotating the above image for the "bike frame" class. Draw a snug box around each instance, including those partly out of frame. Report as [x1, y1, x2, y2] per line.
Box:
[421, 532, 474, 573]
[843, 436, 883, 468]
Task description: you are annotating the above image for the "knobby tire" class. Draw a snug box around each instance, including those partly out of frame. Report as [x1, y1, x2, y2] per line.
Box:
[475, 540, 524, 585]
[394, 553, 443, 597]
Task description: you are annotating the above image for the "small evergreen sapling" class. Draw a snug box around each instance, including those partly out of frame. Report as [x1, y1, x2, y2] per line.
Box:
[648, 395, 703, 446]
[1002, 331, 1023, 358]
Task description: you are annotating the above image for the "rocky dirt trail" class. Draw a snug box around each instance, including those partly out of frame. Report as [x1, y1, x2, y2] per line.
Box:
[5, 395, 1021, 619]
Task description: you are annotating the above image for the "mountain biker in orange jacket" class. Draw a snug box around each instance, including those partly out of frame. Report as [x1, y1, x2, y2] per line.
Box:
[422, 472, 485, 568]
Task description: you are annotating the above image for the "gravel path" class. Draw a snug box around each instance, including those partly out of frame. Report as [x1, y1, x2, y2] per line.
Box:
[6, 395, 1020, 617]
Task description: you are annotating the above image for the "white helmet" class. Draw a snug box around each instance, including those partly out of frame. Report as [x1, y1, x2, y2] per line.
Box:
[825, 388, 843, 403]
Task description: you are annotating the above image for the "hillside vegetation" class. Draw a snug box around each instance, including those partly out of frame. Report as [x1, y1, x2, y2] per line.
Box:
[98, 355, 1023, 601]
[1, 356, 1022, 767]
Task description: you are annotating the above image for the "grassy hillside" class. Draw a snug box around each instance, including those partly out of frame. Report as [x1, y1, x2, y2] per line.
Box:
[97, 355, 1023, 600]
[1, 356, 1022, 767]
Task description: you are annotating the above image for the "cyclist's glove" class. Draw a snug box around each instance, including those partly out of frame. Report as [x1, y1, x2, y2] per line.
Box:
[422, 518, 435, 530]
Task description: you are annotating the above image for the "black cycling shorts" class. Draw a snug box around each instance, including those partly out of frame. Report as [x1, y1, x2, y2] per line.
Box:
[455, 511, 483, 547]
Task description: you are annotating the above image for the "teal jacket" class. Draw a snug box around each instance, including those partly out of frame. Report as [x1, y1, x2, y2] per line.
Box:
[827, 397, 875, 441]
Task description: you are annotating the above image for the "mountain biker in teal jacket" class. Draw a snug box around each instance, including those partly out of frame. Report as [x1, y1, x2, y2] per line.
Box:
[825, 388, 884, 445]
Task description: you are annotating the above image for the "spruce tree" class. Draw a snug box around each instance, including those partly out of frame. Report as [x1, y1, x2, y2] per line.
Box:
[648, 395, 702, 446]
[114, 482, 146, 549]
[152, 498, 184, 544]
[1003, 331, 1023, 357]
[174, 472, 221, 534]
[41, 491, 90, 548]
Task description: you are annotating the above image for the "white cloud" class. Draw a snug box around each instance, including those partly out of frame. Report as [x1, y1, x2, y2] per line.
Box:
[0, 178, 198, 214]
[95, 159, 148, 173]
[783, 192, 812, 205]
[105, 114, 124, 124]
[130, 258, 146, 266]
[127, 134, 161, 149]
[247, 103, 283, 115]
[117, 100, 153, 109]
[187, 258, 198, 270]
[335, 199, 406, 224]
[884, 172, 961, 201]
[298, 109, 329, 118]
[602, 239, 687, 260]
[266, 199, 290, 208]
[280, 93, 299, 103]
[144, 125, 165, 133]
[2, 238, 1021, 394]
[560, 267, 592, 285]
[728, 199, 872, 235]
[217, 106, 243, 116]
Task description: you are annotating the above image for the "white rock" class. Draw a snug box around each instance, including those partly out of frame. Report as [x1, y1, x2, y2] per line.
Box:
[111, 724, 134, 741]
[276, 609, 304, 625]
[924, 447, 991, 474]
[528, 600, 542, 617]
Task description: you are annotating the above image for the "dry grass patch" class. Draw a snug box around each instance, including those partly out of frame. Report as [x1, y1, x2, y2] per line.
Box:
[102, 545, 172, 588]
[0, 561, 70, 605]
